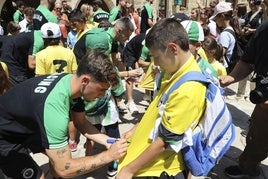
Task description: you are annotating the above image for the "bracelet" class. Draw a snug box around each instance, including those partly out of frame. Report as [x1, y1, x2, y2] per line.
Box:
[127, 71, 129, 77]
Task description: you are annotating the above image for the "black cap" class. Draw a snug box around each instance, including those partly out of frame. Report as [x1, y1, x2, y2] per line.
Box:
[170, 13, 190, 22]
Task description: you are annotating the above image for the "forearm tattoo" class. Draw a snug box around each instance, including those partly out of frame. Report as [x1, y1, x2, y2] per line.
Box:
[56, 148, 67, 158]
[91, 163, 97, 169]
[76, 162, 86, 175]
[65, 163, 70, 170]
[99, 156, 105, 164]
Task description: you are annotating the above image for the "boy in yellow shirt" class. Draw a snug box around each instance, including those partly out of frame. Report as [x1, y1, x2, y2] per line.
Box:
[117, 18, 207, 178]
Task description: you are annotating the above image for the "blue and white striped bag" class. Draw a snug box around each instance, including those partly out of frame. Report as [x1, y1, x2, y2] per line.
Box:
[159, 71, 235, 176]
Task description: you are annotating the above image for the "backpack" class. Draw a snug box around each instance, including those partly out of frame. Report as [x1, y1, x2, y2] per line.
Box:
[158, 71, 235, 176]
[224, 29, 245, 72]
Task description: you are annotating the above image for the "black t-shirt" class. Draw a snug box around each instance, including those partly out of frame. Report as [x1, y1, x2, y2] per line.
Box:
[0, 31, 44, 85]
[73, 33, 87, 64]
[122, 33, 146, 67]
[1, 32, 34, 82]
[0, 74, 84, 153]
[243, 20, 268, 76]
[33, 10, 49, 30]
[93, 11, 109, 23]
[140, 5, 153, 33]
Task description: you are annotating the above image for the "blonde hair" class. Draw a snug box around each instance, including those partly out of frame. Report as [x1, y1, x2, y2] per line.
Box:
[80, 4, 93, 21]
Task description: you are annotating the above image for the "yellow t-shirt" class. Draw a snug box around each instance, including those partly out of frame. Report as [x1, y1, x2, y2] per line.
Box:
[139, 61, 156, 91]
[0, 61, 9, 77]
[211, 61, 227, 76]
[118, 56, 206, 177]
[35, 46, 77, 75]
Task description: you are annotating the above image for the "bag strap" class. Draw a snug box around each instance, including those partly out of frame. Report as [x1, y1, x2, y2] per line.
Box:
[223, 28, 236, 39]
[159, 71, 209, 105]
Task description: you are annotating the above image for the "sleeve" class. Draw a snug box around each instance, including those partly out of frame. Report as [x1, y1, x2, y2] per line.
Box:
[71, 97, 85, 112]
[32, 31, 44, 55]
[13, 11, 19, 23]
[241, 32, 256, 64]
[158, 82, 206, 147]
[139, 45, 149, 61]
[145, 5, 153, 19]
[108, 8, 118, 22]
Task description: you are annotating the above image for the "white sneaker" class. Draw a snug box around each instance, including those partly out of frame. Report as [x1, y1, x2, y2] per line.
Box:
[106, 161, 118, 177]
[127, 101, 139, 114]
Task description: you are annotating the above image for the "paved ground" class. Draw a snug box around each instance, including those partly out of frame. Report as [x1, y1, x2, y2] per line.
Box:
[3, 82, 268, 179]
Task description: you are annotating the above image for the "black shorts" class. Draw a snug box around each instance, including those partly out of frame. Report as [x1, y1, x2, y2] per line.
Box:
[0, 138, 42, 179]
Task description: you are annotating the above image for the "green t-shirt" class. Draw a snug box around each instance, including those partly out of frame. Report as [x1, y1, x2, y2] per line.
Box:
[197, 57, 218, 78]
[109, 7, 121, 22]
[140, 45, 150, 61]
[13, 10, 23, 23]
[85, 27, 115, 54]
[32, 30, 45, 55]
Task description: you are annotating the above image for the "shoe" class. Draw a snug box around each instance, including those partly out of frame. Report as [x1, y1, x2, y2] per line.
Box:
[126, 101, 139, 114]
[117, 102, 126, 114]
[225, 165, 264, 179]
[107, 161, 118, 177]
[69, 142, 77, 152]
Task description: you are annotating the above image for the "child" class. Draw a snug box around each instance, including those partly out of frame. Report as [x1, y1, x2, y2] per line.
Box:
[202, 36, 227, 76]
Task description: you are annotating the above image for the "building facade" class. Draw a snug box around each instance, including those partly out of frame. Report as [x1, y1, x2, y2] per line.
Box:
[0, 0, 248, 33]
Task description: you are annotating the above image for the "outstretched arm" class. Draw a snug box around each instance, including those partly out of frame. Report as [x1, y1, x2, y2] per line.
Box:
[219, 60, 253, 87]
[46, 139, 127, 178]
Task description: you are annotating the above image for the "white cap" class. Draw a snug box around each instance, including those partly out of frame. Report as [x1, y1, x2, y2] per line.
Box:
[41, 22, 61, 38]
[209, 1, 233, 20]
[181, 20, 204, 42]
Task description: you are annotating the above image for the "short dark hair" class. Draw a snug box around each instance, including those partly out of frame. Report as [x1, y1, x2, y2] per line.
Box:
[69, 9, 86, 22]
[98, 19, 113, 28]
[145, 18, 189, 52]
[16, 0, 25, 8]
[77, 50, 119, 87]
[43, 38, 61, 47]
[23, 7, 35, 17]
[7, 21, 21, 35]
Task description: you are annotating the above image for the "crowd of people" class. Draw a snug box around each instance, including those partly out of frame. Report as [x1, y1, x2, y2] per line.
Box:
[0, 0, 268, 178]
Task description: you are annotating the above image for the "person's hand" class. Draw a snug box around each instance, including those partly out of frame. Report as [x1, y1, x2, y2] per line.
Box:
[129, 68, 143, 77]
[107, 139, 128, 161]
[218, 75, 235, 88]
[116, 166, 134, 179]
[121, 125, 137, 140]
[244, 27, 255, 36]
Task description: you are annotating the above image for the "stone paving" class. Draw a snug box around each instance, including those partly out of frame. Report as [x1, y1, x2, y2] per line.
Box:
[3, 82, 268, 179]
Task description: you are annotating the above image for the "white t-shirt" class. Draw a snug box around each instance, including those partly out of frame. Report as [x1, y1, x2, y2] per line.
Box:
[216, 27, 236, 67]
[208, 20, 217, 38]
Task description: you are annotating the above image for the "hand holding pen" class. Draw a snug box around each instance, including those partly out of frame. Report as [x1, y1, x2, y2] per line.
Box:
[106, 138, 128, 161]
